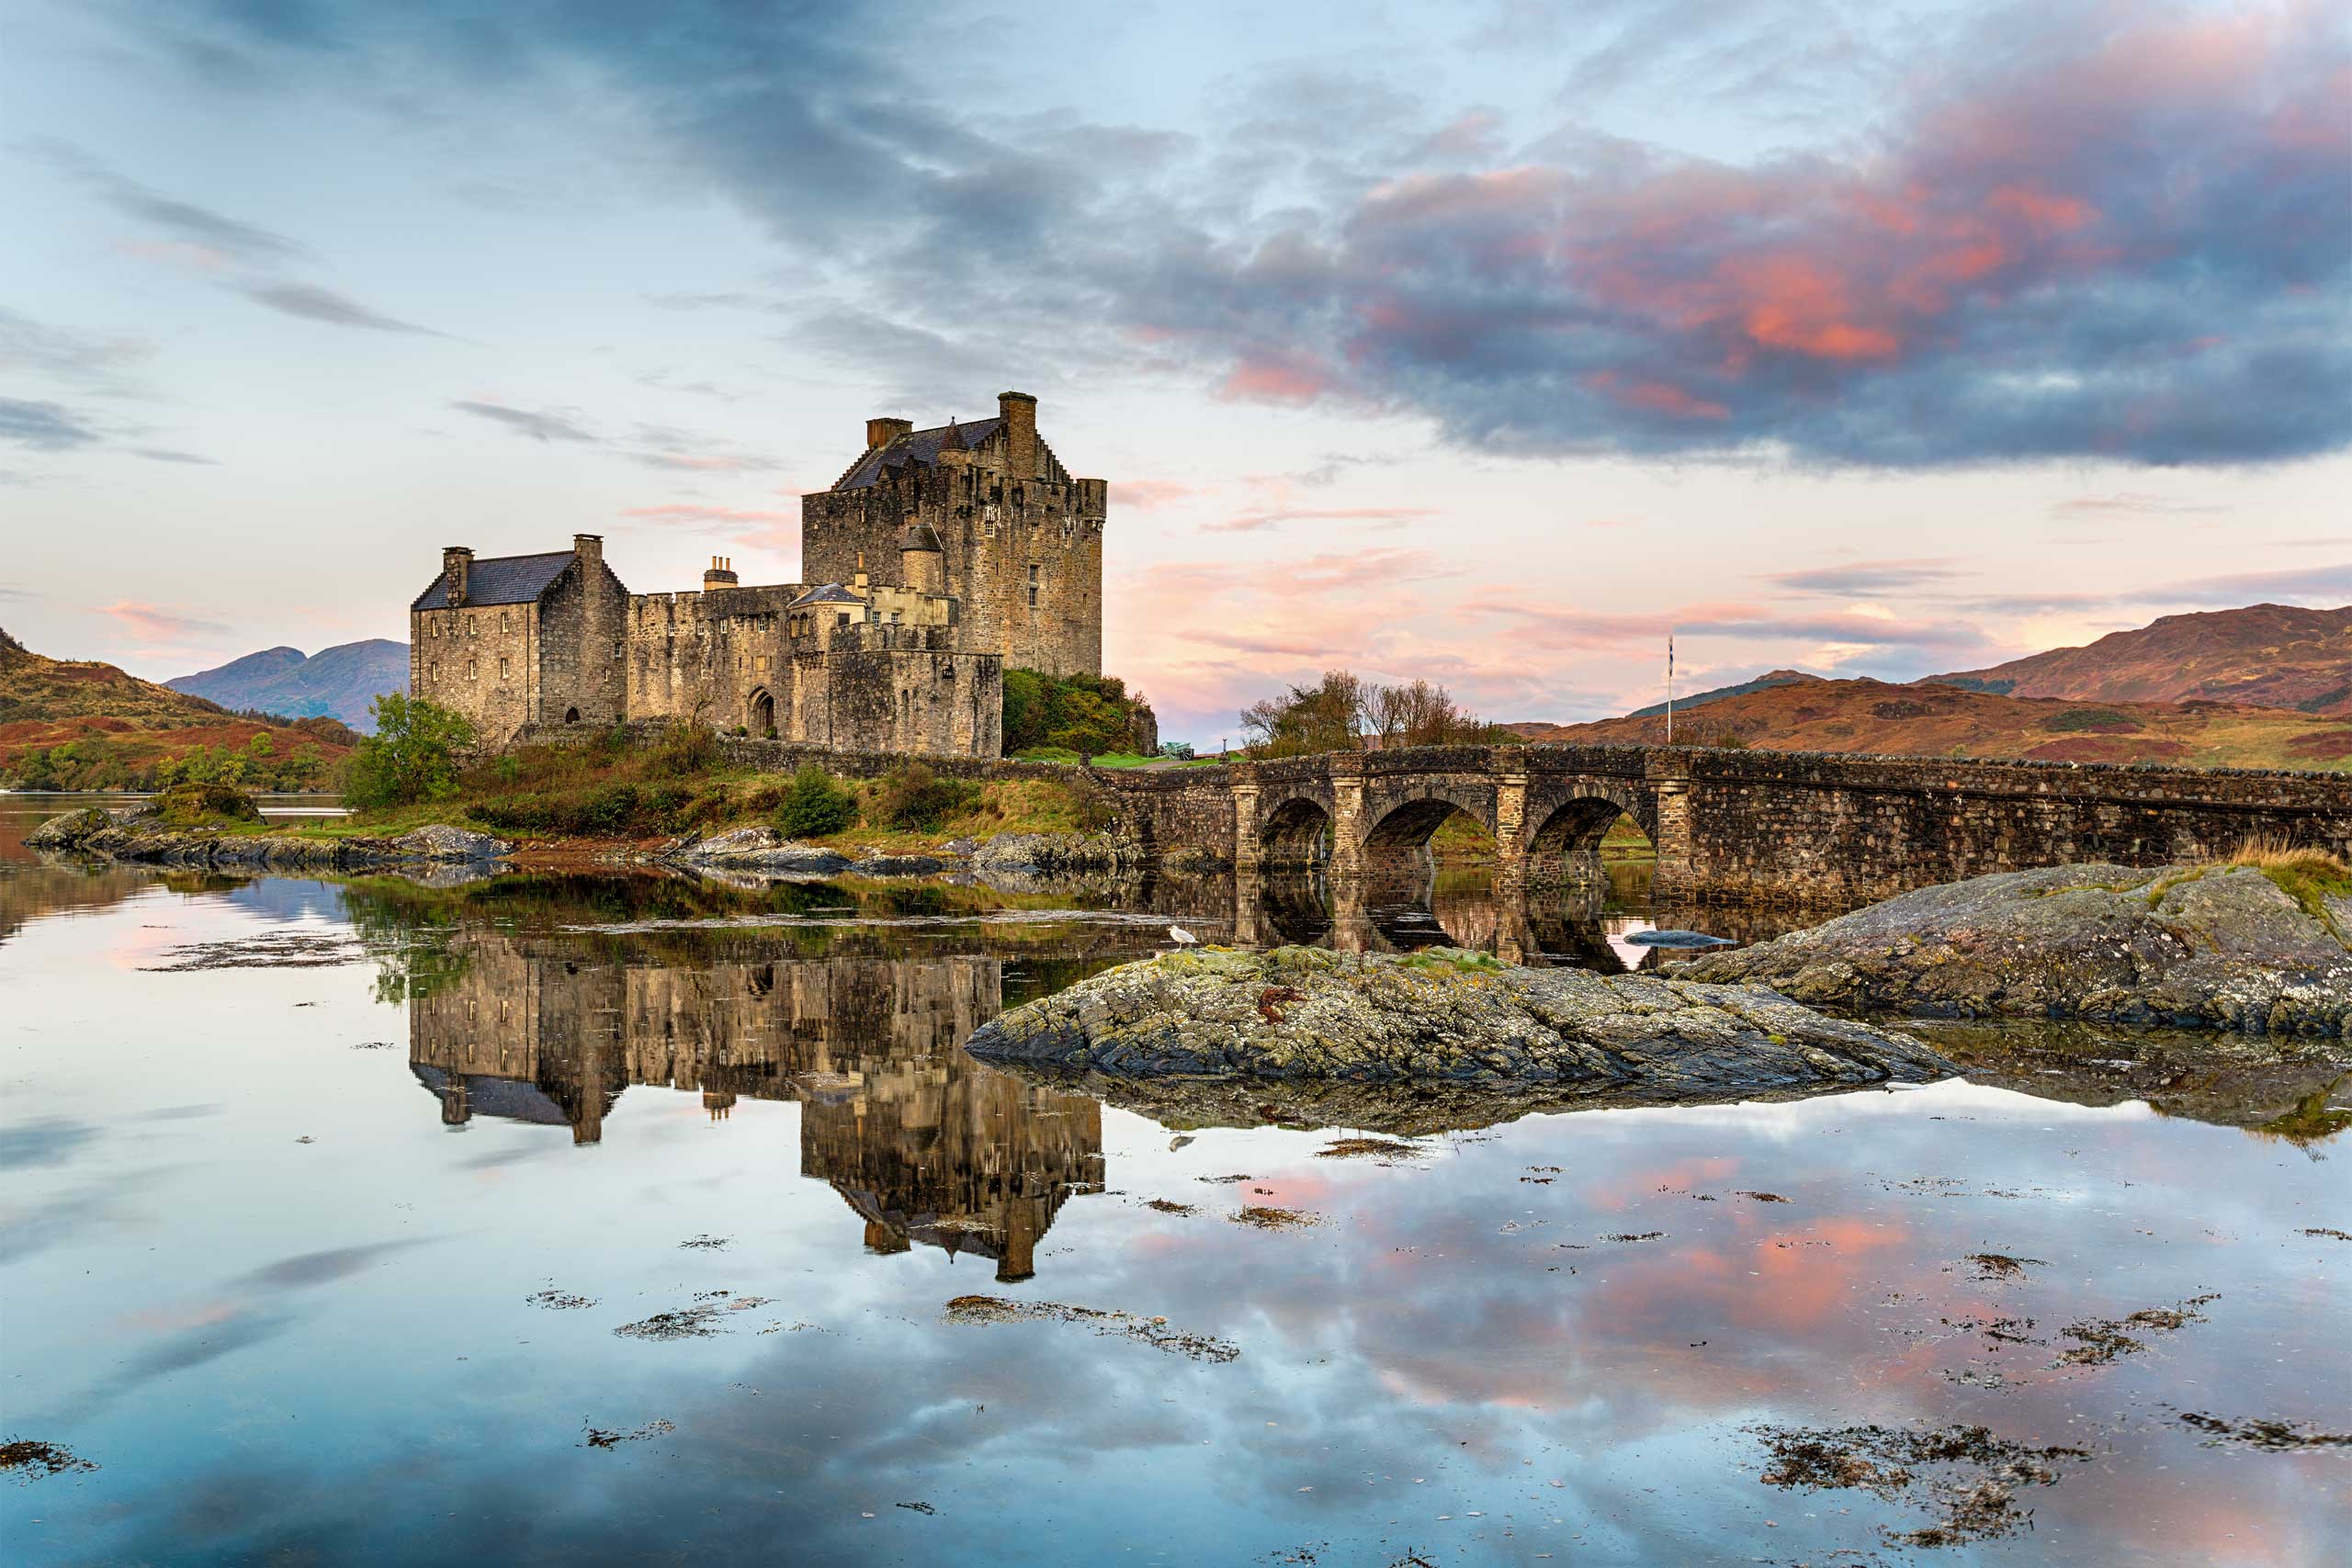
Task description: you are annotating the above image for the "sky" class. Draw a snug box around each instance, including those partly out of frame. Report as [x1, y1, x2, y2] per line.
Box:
[2, 0, 2346, 745]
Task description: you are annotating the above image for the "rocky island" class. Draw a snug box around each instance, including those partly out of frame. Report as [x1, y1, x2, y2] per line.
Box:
[23, 786, 512, 873]
[962, 944, 1953, 1100]
[1679, 858, 2352, 1036]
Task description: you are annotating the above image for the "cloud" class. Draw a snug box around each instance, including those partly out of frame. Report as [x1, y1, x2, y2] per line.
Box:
[1765, 559, 1970, 595]
[241, 281, 439, 334]
[28, 140, 305, 262]
[0, 397, 102, 450]
[1203, 505, 1438, 535]
[0, 307, 156, 398]
[450, 400, 598, 443]
[93, 601, 231, 640]
[130, 446, 220, 465]
[2050, 492, 2225, 516]
[131, 0, 2352, 471]
[619, 502, 797, 525]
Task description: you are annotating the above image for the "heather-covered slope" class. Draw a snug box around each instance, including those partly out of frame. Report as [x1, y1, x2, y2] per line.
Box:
[1928, 604, 2352, 716]
[1510, 676, 2352, 770]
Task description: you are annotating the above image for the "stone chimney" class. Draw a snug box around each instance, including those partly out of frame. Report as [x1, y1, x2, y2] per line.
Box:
[998, 390, 1037, 478]
[573, 534, 603, 575]
[866, 416, 913, 450]
[703, 555, 738, 592]
[442, 546, 473, 605]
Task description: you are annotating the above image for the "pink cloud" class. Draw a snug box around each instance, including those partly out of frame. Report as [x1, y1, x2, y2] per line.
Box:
[619, 503, 797, 525]
[90, 601, 228, 641]
[1203, 505, 1438, 535]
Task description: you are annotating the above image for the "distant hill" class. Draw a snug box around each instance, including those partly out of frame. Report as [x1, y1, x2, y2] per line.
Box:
[0, 628, 357, 787]
[1927, 604, 2352, 716]
[1516, 675, 2351, 771]
[1624, 667, 1820, 719]
[168, 638, 408, 732]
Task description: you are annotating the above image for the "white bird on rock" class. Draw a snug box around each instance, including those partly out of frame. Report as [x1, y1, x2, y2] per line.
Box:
[1168, 925, 1198, 946]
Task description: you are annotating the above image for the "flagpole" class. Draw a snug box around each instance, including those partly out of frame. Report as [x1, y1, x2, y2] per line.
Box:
[1666, 628, 1675, 746]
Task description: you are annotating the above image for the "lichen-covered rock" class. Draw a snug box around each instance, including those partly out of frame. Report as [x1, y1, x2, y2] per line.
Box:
[1679, 863, 2352, 1035]
[964, 945, 1951, 1094]
[662, 826, 852, 876]
[23, 807, 113, 850]
[391, 824, 514, 863]
[25, 807, 513, 873]
[971, 831, 1140, 874]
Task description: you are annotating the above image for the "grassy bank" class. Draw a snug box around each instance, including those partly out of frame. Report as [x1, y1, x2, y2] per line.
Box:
[315, 729, 1121, 854]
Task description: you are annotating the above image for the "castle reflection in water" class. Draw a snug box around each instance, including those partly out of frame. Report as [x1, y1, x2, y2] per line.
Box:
[408, 941, 1103, 1282]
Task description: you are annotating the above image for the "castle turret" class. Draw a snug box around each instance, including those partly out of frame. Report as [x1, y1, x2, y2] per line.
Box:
[442, 546, 473, 605]
[998, 390, 1037, 479]
[899, 524, 944, 595]
[703, 555, 738, 592]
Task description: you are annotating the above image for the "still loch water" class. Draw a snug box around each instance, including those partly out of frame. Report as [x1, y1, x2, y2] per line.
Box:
[2, 795, 2346, 1565]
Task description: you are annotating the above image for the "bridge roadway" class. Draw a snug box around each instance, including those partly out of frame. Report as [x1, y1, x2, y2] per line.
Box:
[1103, 742, 2352, 903]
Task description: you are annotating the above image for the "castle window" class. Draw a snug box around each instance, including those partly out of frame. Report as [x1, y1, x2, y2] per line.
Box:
[499, 657, 510, 680]
[837, 613, 851, 628]
[467, 659, 477, 681]
[1026, 562, 1040, 608]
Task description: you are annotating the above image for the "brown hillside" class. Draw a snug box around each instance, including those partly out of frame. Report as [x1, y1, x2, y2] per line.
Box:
[0, 629, 356, 776]
[1927, 604, 2352, 716]
[1512, 677, 2352, 773]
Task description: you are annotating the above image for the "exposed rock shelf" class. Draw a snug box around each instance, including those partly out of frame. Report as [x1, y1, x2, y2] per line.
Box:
[1679, 863, 2352, 1035]
[962, 945, 1952, 1094]
[26, 807, 512, 873]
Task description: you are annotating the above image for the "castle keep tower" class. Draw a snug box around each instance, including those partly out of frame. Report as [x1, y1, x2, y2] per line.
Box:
[800, 391, 1106, 678]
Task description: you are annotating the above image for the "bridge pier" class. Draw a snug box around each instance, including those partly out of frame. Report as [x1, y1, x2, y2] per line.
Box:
[1328, 754, 1367, 882]
[1493, 754, 1531, 897]
[1645, 754, 1695, 898]
[1229, 764, 1261, 876]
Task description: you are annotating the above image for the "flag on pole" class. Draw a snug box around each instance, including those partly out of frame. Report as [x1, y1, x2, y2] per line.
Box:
[1667, 629, 1675, 744]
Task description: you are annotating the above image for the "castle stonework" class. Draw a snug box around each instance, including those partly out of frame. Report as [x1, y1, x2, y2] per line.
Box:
[410, 394, 1103, 755]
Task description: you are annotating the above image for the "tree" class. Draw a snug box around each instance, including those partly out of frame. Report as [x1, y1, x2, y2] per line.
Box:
[345, 694, 477, 809]
[1239, 671, 1497, 757]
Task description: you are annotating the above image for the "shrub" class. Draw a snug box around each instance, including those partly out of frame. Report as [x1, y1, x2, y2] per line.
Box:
[345, 694, 477, 809]
[644, 720, 721, 778]
[149, 782, 264, 826]
[775, 764, 858, 839]
[874, 763, 980, 830]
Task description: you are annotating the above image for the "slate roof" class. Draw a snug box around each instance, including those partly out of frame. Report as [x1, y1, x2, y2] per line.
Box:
[788, 583, 865, 609]
[411, 550, 575, 611]
[411, 1064, 574, 1126]
[834, 417, 1002, 491]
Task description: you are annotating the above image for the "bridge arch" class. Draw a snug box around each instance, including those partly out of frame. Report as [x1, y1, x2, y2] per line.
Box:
[1522, 782, 1658, 887]
[1258, 793, 1334, 869]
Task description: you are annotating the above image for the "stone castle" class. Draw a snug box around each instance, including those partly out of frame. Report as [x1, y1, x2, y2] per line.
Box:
[409, 391, 1104, 755]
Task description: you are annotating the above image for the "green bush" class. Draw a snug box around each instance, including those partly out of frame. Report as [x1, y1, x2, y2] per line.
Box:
[149, 782, 264, 826]
[875, 762, 979, 830]
[1002, 668, 1156, 757]
[345, 694, 478, 809]
[775, 764, 858, 839]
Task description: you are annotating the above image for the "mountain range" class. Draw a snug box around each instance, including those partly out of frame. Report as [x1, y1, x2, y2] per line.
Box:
[167, 639, 408, 733]
[1510, 604, 2352, 771]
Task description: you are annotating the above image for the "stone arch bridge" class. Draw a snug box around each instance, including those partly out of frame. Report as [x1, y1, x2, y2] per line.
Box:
[1101, 744, 2352, 903]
